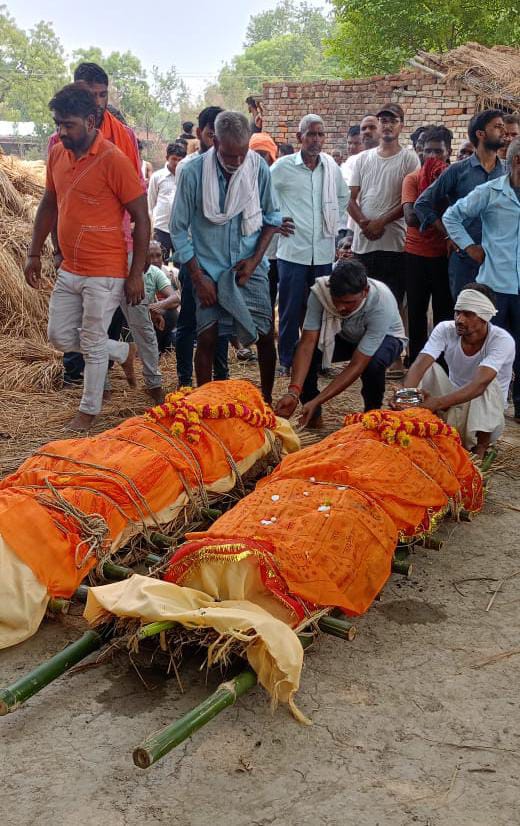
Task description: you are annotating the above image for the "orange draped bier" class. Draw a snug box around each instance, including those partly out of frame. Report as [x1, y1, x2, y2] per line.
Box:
[165, 408, 483, 619]
[0, 381, 282, 599]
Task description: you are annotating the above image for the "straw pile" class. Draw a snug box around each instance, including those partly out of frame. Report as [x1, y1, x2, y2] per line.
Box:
[0, 154, 55, 346]
[0, 335, 62, 392]
[415, 44, 520, 109]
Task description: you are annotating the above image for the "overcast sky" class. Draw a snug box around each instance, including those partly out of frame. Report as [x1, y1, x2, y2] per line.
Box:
[7, 0, 329, 96]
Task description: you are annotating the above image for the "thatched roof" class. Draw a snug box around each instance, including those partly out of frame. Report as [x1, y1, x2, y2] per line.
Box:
[410, 44, 520, 110]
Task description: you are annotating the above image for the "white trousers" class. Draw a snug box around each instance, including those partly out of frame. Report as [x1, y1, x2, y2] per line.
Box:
[420, 363, 505, 449]
[48, 270, 129, 415]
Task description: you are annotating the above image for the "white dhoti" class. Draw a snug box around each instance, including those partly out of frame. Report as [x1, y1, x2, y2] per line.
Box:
[420, 363, 505, 449]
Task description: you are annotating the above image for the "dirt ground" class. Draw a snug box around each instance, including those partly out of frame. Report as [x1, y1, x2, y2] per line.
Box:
[1, 361, 520, 826]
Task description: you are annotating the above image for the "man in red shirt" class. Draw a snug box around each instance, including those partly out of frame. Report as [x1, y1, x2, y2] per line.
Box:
[402, 125, 454, 363]
[25, 83, 150, 431]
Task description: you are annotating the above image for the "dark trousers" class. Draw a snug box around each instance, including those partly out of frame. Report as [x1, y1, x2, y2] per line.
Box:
[63, 307, 126, 384]
[404, 252, 454, 364]
[154, 228, 174, 263]
[494, 292, 520, 409]
[175, 265, 229, 386]
[448, 250, 480, 299]
[302, 334, 403, 414]
[354, 251, 405, 305]
[155, 308, 178, 354]
[277, 259, 333, 368]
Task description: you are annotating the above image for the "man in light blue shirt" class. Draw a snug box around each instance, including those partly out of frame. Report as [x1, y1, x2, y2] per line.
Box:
[171, 111, 281, 402]
[414, 109, 506, 298]
[270, 114, 349, 373]
[443, 136, 520, 419]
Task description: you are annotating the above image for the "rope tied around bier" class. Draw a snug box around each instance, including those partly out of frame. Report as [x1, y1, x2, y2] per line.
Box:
[36, 479, 111, 574]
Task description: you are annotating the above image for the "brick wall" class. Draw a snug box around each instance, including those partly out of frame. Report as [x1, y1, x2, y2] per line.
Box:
[262, 69, 478, 153]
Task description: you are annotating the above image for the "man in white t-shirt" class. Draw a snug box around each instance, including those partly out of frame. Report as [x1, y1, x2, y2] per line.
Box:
[402, 284, 515, 457]
[339, 118, 380, 250]
[348, 103, 420, 304]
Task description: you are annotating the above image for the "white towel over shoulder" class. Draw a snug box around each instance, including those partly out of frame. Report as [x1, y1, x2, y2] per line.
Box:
[202, 147, 262, 236]
[320, 152, 342, 238]
[310, 276, 344, 368]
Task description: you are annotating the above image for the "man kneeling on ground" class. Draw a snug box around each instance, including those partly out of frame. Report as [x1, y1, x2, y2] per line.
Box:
[402, 284, 515, 458]
[275, 259, 406, 426]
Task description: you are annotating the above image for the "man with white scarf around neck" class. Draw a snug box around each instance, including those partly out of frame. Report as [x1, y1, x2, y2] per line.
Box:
[402, 284, 515, 458]
[171, 111, 281, 402]
[275, 258, 406, 426]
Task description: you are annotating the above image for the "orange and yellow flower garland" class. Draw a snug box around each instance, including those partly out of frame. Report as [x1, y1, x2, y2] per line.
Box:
[144, 387, 277, 443]
[344, 410, 460, 448]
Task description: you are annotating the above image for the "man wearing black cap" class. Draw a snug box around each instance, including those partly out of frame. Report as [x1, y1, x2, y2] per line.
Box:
[348, 103, 420, 305]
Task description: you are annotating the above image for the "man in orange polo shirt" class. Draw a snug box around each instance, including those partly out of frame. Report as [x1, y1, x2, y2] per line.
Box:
[402, 125, 454, 364]
[25, 83, 150, 431]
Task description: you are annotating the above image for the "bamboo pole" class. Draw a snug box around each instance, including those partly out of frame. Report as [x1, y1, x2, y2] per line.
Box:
[418, 535, 443, 551]
[132, 635, 314, 769]
[149, 531, 173, 547]
[47, 597, 70, 614]
[145, 553, 162, 565]
[481, 447, 498, 474]
[392, 557, 413, 576]
[102, 561, 134, 580]
[133, 668, 257, 768]
[74, 584, 89, 603]
[138, 621, 175, 639]
[317, 615, 357, 641]
[0, 627, 111, 715]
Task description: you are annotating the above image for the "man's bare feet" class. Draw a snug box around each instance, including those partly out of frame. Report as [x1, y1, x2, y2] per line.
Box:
[121, 343, 137, 387]
[146, 386, 165, 404]
[65, 411, 96, 432]
[471, 444, 488, 461]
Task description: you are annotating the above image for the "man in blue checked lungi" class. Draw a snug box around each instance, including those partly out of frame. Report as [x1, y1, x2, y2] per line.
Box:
[171, 111, 282, 403]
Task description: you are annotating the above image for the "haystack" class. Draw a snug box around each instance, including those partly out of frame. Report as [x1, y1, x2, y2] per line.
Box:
[412, 43, 520, 110]
[0, 154, 56, 385]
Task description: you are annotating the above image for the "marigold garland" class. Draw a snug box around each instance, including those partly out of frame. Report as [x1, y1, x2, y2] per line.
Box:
[144, 387, 277, 443]
[344, 411, 460, 447]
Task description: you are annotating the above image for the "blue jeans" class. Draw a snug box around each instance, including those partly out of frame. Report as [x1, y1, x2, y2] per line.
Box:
[175, 265, 229, 386]
[277, 259, 332, 369]
[448, 250, 480, 299]
[494, 292, 520, 410]
[302, 334, 403, 414]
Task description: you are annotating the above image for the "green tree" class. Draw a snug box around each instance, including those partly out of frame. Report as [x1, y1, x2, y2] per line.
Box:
[0, 6, 67, 135]
[71, 48, 189, 136]
[202, 0, 341, 111]
[328, 0, 520, 77]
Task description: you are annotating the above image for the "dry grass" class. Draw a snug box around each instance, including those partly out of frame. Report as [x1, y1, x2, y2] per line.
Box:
[0, 155, 55, 353]
[0, 335, 63, 391]
[416, 43, 520, 108]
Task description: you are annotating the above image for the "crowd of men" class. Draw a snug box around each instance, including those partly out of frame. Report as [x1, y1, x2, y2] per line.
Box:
[24, 61, 519, 458]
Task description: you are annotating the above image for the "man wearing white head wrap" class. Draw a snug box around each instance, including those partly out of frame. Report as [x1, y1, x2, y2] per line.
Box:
[442, 135, 520, 420]
[402, 283, 515, 458]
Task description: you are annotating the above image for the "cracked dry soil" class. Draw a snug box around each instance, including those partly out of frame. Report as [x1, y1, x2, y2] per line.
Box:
[1, 448, 519, 826]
